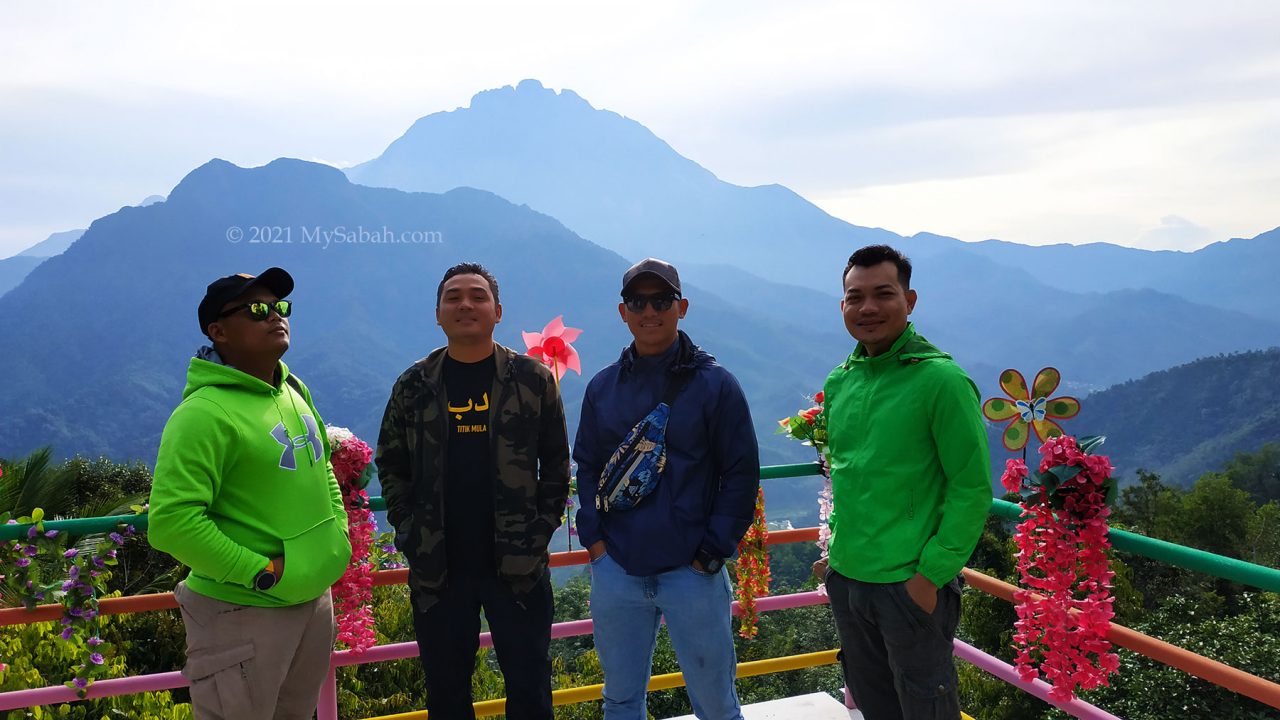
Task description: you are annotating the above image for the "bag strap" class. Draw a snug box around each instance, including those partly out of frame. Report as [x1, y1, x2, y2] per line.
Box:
[285, 372, 304, 396]
[661, 369, 691, 408]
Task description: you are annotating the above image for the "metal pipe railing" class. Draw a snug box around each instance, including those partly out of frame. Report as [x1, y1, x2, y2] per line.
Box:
[2, 461, 1276, 717]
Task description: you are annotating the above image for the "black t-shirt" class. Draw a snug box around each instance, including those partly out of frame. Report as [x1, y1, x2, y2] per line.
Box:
[442, 352, 497, 575]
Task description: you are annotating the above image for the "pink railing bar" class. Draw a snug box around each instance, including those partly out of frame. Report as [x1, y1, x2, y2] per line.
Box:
[0, 671, 188, 711]
[0, 591, 822, 714]
[0, 588, 1117, 720]
[313, 593, 827, 718]
[953, 640, 1121, 720]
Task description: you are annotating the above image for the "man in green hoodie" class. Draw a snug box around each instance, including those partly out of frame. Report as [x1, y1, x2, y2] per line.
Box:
[818, 245, 992, 720]
[150, 267, 352, 720]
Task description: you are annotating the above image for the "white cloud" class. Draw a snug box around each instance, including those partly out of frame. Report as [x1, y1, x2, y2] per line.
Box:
[2, 0, 1279, 255]
[1135, 216, 1215, 251]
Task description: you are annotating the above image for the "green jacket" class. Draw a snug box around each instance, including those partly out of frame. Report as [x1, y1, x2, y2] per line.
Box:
[376, 343, 571, 613]
[150, 358, 351, 607]
[823, 324, 992, 587]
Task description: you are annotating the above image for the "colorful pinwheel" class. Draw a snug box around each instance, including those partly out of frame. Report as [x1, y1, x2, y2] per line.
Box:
[522, 315, 582, 384]
[983, 367, 1081, 451]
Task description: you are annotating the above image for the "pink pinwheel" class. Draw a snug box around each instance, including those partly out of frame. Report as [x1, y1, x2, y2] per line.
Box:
[523, 315, 582, 383]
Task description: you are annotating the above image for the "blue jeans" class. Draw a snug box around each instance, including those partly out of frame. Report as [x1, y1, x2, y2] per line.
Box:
[588, 552, 744, 720]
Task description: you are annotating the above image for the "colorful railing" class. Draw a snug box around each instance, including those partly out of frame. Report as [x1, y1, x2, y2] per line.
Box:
[1, 462, 1278, 718]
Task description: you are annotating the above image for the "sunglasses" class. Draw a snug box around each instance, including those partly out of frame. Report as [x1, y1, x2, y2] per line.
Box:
[623, 292, 680, 313]
[218, 300, 293, 322]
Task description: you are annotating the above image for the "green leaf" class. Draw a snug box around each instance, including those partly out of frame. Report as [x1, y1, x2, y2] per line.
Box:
[1047, 464, 1084, 485]
[31, 507, 44, 523]
[1102, 478, 1118, 507]
[1078, 435, 1107, 455]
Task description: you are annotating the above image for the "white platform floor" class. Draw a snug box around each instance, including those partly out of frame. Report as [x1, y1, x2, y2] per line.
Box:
[663, 692, 863, 719]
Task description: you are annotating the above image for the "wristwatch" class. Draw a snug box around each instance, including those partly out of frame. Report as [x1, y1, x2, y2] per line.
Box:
[254, 559, 278, 591]
[695, 548, 725, 574]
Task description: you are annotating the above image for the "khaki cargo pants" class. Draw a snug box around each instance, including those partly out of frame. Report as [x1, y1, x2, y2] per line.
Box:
[174, 581, 336, 720]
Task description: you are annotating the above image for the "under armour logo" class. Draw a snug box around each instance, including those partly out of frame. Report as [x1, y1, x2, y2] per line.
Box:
[271, 414, 324, 470]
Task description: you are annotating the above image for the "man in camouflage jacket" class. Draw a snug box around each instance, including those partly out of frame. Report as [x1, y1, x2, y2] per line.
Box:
[377, 262, 570, 720]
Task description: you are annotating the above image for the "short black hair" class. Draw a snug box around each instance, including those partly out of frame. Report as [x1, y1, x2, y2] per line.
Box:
[844, 244, 912, 290]
[436, 262, 500, 307]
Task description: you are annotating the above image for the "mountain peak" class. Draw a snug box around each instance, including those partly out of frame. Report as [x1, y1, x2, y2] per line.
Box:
[467, 79, 593, 113]
[168, 157, 350, 204]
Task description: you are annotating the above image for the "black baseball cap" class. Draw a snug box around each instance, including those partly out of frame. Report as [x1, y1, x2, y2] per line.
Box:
[197, 267, 294, 337]
[621, 258, 681, 297]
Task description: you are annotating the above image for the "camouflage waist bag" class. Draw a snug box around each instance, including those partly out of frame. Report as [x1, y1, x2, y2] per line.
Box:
[596, 374, 690, 512]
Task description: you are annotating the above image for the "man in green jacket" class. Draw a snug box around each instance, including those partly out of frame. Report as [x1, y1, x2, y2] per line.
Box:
[150, 268, 352, 720]
[819, 245, 992, 719]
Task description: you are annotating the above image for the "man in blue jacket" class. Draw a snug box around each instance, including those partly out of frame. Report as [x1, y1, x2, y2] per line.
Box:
[574, 258, 761, 720]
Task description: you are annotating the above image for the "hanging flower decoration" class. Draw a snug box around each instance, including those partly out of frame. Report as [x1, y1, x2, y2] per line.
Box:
[523, 315, 583, 385]
[983, 367, 1081, 451]
[1002, 435, 1119, 702]
[733, 488, 770, 639]
[563, 468, 578, 552]
[777, 391, 833, 596]
[327, 426, 377, 654]
[1, 505, 140, 696]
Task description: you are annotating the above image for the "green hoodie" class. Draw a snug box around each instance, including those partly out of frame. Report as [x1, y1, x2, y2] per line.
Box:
[149, 358, 351, 607]
[823, 323, 992, 588]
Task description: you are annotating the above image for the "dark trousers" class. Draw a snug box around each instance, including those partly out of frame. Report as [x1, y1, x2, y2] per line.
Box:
[411, 571, 554, 720]
[824, 570, 963, 720]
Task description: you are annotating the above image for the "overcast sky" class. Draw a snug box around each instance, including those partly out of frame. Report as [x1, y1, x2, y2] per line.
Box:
[3, 0, 1279, 257]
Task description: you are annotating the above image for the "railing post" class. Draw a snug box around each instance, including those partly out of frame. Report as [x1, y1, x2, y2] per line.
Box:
[316, 665, 339, 720]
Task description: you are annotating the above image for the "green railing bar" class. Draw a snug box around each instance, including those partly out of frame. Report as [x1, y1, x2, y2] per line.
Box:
[4, 463, 1277, 592]
[990, 497, 1280, 593]
[0, 514, 146, 540]
[759, 462, 824, 480]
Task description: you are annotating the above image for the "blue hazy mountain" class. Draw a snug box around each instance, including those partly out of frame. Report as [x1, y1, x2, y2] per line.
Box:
[2, 197, 167, 297]
[1074, 348, 1280, 486]
[0, 158, 837, 467]
[348, 80, 1279, 321]
[344, 81, 1280, 389]
[0, 256, 46, 298]
[2, 230, 87, 298]
[15, 229, 86, 258]
[347, 79, 903, 283]
[635, 242, 1280, 391]
[910, 228, 1280, 320]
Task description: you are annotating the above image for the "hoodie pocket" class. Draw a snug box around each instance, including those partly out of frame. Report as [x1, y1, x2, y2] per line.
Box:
[264, 515, 352, 606]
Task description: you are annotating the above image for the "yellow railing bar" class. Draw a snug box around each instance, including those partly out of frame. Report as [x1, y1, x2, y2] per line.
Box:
[364, 649, 976, 720]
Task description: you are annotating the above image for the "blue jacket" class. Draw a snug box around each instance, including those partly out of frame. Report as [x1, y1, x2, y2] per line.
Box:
[574, 331, 761, 576]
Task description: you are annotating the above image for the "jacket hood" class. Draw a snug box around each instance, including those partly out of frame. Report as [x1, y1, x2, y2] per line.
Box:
[845, 323, 951, 369]
[182, 357, 292, 399]
[618, 330, 713, 375]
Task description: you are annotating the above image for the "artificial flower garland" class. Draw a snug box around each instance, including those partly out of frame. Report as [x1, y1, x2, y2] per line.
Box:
[777, 391, 832, 593]
[1001, 435, 1120, 701]
[733, 487, 770, 638]
[326, 426, 377, 654]
[1, 504, 139, 696]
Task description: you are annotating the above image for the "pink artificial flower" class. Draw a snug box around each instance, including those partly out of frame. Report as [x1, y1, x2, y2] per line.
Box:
[523, 316, 583, 382]
[1001, 458, 1029, 493]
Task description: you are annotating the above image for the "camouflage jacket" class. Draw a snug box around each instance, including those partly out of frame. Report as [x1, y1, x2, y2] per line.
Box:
[376, 343, 571, 612]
